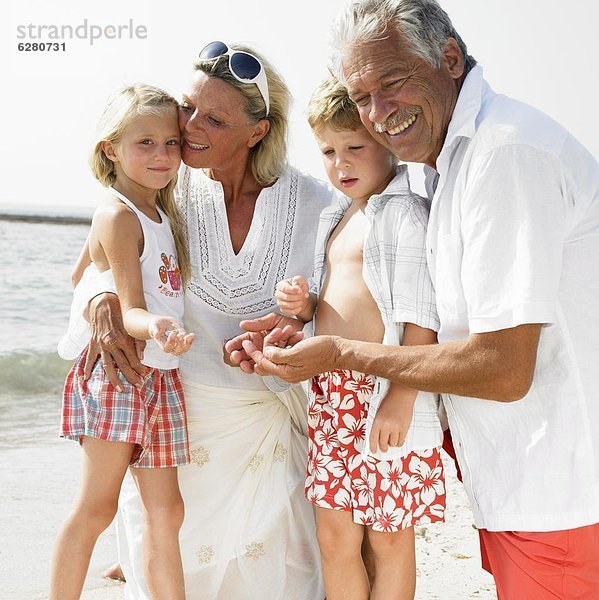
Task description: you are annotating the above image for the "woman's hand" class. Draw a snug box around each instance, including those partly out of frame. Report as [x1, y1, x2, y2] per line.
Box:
[275, 276, 310, 317]
[83, 293, 147, 391]
[149, 316, 195, 355]
[224, 312, 306, 373]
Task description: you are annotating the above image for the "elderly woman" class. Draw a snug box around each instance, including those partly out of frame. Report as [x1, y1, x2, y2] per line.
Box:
[81, 42, 331, 599]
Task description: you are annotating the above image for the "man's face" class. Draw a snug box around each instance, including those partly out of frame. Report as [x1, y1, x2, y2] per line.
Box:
[343, 27, 464, 169]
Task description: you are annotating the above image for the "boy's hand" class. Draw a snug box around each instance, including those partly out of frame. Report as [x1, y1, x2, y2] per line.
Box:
[369, 388, 416, 453]
[149, 316, 195, 356]
[275, 276, 310, 317]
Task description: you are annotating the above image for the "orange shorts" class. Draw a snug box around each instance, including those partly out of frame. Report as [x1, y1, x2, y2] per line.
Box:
[480, 524, 599, 599]
[444, 428, 599, 599]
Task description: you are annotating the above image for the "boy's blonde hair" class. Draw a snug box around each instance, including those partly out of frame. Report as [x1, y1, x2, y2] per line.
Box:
[307, 77, 363, 133]
[90, 83, 190, 285]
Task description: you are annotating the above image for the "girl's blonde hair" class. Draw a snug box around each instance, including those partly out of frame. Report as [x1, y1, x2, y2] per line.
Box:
[90, 83, 190, 284]
[194, 44, 290, 186]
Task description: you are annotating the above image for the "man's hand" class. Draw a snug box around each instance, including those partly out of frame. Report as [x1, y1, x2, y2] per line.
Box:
[241, 334, 341, 383]
[224, 313, 305, 373]
[83, 293, 147, 391]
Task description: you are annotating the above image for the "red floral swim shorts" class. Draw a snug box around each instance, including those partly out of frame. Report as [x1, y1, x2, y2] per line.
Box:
[305, 370, 446, 532]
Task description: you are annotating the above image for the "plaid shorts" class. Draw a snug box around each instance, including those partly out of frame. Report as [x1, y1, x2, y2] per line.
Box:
[61, 350, 190, 468]
[306, 370, 446, 532]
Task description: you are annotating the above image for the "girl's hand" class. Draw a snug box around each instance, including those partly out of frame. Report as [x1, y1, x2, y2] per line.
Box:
[149, 316, 195, 355]
[275, 276, 310, 317]
[369, 387, 416, 453]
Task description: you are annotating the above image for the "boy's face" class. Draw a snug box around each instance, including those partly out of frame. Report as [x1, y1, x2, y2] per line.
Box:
[314, 124, 397, 203]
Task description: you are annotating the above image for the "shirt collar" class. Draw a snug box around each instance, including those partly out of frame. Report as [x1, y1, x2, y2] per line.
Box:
[424, 64, 491, 181]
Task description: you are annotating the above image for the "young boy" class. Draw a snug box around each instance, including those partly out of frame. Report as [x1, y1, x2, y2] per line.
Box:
[275, 78, 446, 599]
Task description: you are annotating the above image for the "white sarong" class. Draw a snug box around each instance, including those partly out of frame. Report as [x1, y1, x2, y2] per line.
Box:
[117, 380, 323, 600]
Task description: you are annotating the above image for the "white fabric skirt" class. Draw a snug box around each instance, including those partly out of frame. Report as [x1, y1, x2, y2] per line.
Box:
[117, 379, 323, 599]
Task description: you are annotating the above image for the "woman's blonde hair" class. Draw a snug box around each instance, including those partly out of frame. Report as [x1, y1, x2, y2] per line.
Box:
[194, 44, 290, 186]
[90, 83, 190, 284]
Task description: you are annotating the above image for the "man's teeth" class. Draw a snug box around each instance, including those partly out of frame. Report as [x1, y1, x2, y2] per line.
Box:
[188, 142, 208, 150]
[387, 114, 417, 135]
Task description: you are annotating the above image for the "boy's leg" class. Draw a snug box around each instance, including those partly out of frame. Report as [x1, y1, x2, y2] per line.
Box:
[49, 437, 134, 600]
[130, 466, 185, 600]
[316, 507, 369, 600]
[366, 527, 416, 600]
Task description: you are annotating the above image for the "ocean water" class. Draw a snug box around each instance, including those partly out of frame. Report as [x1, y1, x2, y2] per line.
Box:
[0, 218, 90, 448]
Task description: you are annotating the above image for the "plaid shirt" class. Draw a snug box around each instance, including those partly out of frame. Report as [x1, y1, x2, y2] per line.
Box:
[312, 165, 443, 459]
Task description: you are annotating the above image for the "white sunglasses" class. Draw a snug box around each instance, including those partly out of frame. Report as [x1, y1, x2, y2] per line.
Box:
[199, 41, 270, 117]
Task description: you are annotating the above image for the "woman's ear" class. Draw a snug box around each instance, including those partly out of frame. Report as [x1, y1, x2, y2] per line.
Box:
[247, 119, 270, 149]
[101, 140, 119, 163]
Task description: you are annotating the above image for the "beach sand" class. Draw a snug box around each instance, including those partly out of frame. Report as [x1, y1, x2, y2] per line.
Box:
[1, 440, 495, 599]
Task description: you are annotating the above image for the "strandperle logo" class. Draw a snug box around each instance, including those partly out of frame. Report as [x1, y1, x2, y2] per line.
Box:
[16, 19, 148, 46]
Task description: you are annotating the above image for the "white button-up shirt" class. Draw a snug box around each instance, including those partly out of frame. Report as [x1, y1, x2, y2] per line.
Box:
[425, 65, 599, 531]
[313, 166, 443, 459]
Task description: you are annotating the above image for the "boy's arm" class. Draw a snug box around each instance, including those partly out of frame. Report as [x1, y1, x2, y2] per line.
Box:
[275, 276, 316, 323]
[369, 323, 436, 452]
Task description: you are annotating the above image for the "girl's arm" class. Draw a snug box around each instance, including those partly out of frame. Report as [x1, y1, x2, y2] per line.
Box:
[71, 236, 92, 288]
[92, 204, 193, 355]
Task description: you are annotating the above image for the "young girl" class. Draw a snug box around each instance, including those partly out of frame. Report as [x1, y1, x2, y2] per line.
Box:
[50, 84, 193, 600]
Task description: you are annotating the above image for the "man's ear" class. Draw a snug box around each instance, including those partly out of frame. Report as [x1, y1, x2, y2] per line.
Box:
[101, 140, 119, 163]
[248, 119, 271, 149]
[443, 37, 465, 80]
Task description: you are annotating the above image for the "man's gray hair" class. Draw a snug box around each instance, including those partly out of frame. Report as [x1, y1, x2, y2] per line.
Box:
[330, 0, 476, 82]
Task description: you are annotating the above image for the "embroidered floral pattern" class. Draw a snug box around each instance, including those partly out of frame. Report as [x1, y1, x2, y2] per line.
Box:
[305, 370, 446, 532]
[248, 453, 264, 473]
[191, 446, 210, 468]
[273, 443, 288, 463]
[245, 541, 265, 559]
[196, 545, 214, 564]
[181, 166, 299, 315]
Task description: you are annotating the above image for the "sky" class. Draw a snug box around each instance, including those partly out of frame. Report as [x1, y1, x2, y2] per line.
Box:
[2, 0, 598, 213]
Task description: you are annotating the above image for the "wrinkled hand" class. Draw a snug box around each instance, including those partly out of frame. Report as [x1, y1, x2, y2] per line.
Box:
[369, 391, 415, 453]
[149, 316, 195, 355]
[84, 293, 147, 391]
[224, 312, 305, 373]
[241, 334, 341, 383]
[275, 276, 310, 317]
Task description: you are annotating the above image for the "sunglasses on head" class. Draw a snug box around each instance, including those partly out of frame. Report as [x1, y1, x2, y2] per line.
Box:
[199, 41, 270, 117]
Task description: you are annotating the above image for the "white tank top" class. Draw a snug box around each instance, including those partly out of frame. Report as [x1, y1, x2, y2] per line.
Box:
[110, 188, 185, 370]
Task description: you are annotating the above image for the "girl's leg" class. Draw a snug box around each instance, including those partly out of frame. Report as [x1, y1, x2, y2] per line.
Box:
[49, 437, 134, 600]
[366, 526, 416, 600]
[315, 507, 369, 600]
[130, 466, 185, 599]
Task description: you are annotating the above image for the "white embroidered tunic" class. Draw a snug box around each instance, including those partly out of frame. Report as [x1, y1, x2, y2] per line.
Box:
[177, 164, 333, 390]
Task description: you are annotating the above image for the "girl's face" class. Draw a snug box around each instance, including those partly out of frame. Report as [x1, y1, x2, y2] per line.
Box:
[106, 106, 181, 191]
[178, 71, 268, 172]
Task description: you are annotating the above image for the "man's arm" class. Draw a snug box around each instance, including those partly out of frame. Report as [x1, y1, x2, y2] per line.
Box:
[244, 323, 542, 402]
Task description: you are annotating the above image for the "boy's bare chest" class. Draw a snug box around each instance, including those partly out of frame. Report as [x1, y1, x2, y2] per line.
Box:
[325, 209, 368, 268]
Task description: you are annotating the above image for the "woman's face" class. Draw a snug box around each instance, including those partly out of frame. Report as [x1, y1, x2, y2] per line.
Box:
[179, 71, 265, 171]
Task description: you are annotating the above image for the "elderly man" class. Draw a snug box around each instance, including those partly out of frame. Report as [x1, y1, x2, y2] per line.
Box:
[231, 0, 599, 597]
